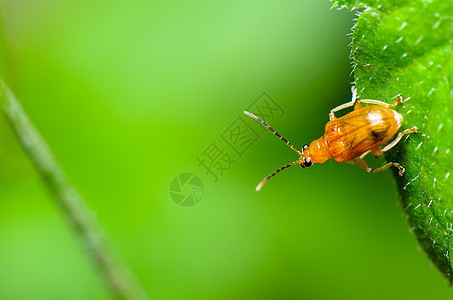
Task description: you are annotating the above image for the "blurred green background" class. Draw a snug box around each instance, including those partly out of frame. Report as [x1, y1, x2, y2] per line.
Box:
[0, 0, 452, 299]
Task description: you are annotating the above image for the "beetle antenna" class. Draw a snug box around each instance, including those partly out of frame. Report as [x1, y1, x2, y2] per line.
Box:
[244, 111, 302, 155]
[256, 160, 300, 191]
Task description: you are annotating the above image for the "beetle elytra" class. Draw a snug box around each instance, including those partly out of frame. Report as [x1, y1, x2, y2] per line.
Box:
[244, 87, 419, 191]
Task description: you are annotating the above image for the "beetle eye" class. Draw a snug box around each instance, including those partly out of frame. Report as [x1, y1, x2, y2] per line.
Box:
[304, 158, 312, 167]
[302, 144, 309, 151]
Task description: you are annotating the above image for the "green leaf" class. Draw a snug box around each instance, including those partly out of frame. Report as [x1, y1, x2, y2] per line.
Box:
[332, 0, 453, 282]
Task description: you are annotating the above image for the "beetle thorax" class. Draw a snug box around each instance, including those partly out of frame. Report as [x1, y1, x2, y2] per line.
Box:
[307, 137, 331, 164]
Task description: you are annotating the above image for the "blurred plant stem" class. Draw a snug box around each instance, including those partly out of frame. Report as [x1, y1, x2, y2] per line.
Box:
[0, 80, 148, 300]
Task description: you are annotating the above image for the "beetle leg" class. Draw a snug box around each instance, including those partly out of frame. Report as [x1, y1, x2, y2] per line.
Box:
[389, 95, 403, 107]
[354, 157, 405, 176]
[378, 126, 420, 154]
[351, 86, 357, 102]
[371, 147, 383, 157]
[355, 99, 390, 107]
[354, 100, 363, 110]
[357, 95, 403, 108]
[329, 101, 355, 120]
[359, 150, 371, 159]
[329, 87, 357, 120]
[372, 127, 420, 157]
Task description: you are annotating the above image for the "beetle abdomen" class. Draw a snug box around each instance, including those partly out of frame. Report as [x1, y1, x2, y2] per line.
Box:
[324, 106, 401, 163]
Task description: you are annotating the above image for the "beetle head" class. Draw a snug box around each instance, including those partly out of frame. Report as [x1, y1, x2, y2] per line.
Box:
[299, 144, 313, 168]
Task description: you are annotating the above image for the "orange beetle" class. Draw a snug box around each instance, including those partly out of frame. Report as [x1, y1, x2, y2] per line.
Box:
[244, 87, 419, 191]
